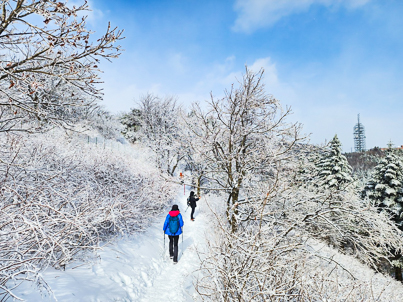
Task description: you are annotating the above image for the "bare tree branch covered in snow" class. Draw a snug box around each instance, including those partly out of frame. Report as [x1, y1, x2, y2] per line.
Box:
[187, 67, 304, 232]
[87, 106, 123, 140]
[0, 0, 123, 133]
[0, 131, 175, 300]
[135, 94, 188, 176]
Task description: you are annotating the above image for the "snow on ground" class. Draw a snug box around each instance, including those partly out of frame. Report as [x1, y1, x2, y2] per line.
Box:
[306, 238, 403, 301]
[14, 190, 211, 302]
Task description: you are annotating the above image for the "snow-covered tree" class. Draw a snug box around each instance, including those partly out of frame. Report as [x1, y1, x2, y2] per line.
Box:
[362, 152, 403, 227]
[315, 135, 353, 190]
[293, 143, 323, 189]
[187, 67, 303, 232]
[120, 108, 142, 142]
[135, 94, 188, 176]
[0, 0, 123, 133]
[88, 107, 123, 140]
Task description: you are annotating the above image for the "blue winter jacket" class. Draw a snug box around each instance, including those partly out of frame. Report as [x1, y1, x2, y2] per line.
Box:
[163, 210, 184, 236]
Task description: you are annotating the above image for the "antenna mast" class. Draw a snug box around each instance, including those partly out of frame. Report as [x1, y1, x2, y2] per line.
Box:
[353, 114, 366, 152]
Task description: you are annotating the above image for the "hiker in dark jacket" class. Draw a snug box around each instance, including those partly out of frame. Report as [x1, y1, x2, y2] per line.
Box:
[188, 191, 200, 221]
[163, 204, 184, 263]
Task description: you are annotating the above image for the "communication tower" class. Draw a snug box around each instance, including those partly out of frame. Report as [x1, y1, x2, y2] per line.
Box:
[353, 114, 366, 152]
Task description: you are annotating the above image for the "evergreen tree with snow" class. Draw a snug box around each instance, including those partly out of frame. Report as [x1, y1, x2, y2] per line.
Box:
[120, 108, 142, 143]
[362, 152, 403, 226]
[294, 145, 322, 189]
[315, 135, 353, 190]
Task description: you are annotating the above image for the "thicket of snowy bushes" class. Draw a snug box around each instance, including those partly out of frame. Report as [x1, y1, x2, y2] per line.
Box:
[0, 130, 175, 300]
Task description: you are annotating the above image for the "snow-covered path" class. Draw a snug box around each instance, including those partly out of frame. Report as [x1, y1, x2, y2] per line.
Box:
[15, 192, 210, 302]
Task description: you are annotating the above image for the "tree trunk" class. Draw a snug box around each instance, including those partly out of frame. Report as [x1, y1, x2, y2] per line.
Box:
[395, 266, 402, 282]
[196, 172, 203, 196]
[391, 253, 403, 282]
[230, 188, 239, 233]
[226, 193, 232, 229]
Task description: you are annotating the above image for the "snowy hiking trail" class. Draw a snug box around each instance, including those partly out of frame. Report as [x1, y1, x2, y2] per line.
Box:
[15, 193, 210, 302]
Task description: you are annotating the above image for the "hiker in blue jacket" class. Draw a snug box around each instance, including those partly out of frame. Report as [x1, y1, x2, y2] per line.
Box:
[163, 204, 184, 263]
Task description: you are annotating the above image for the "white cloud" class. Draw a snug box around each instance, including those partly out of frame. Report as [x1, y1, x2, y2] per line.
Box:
[249, 57, 279, 88]
[201, 56, 280, 93]
[168, 53, 188, 74]
[102, 81, 163, 112]
[232, 0, 371, 33]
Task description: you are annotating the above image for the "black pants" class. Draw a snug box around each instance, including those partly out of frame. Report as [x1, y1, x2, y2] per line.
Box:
[168, 235, 179, 262]
[190, 206, 196, 220]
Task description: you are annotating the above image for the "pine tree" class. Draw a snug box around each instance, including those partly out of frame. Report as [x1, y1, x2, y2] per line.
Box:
[362, 152, 403, 226]
[120, 108, 142, 143]
[315, 135, 353, 190]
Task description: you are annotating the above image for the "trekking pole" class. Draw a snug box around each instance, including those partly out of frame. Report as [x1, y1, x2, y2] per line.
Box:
[163, 231, 165, 249]
[185, 205, 189, 212]
[181, 228, 184, 257]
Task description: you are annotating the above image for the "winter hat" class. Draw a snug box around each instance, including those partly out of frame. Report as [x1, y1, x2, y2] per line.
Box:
[171, 204, 179, 211]
[190, 191, 195, 196]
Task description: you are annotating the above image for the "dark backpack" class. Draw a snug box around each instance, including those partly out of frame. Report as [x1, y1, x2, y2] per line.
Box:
[187, 197, 190, 206]
[168, 215, 180, 234]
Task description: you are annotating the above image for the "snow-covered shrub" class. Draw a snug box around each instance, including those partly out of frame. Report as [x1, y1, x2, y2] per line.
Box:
[87, 107, 123, 140]
[197, 228, 403, 301]
[0, 130, 175, 300]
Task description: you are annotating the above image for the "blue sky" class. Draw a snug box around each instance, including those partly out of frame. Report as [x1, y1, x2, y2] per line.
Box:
[87, 0, 403, 152]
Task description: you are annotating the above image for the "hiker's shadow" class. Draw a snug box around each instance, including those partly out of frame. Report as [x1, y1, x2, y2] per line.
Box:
[180, 237, 194, 257]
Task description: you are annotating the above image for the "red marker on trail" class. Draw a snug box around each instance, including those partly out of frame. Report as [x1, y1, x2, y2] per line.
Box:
[179, 172, 185, 195]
